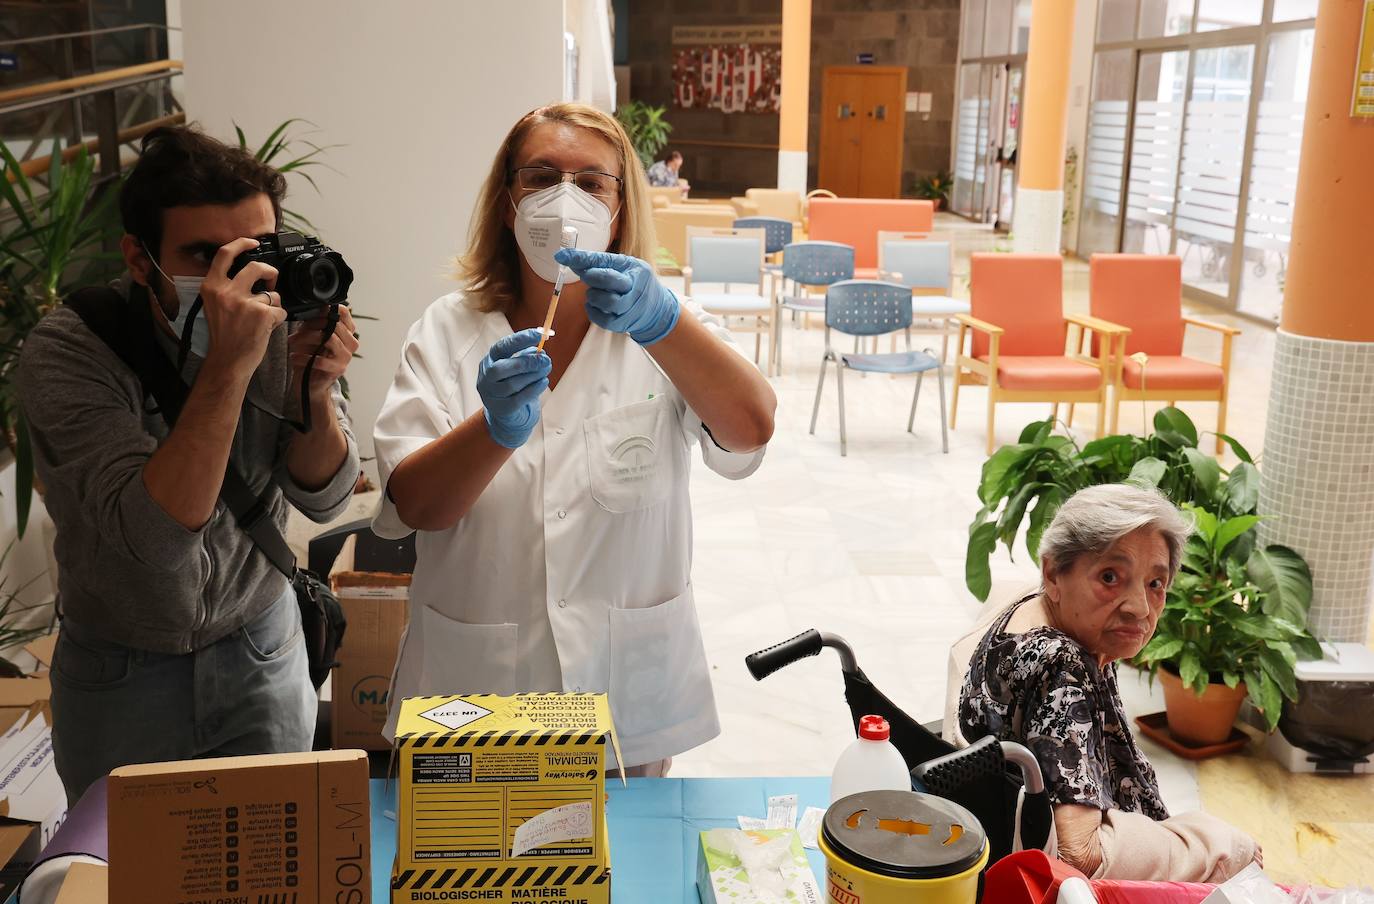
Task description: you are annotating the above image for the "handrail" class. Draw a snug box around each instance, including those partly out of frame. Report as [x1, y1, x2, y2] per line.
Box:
[10, 112, 186, 181]
[0, 23, 175, 50]
[0, 60, 183, 106]
[671, 138, 780, 151]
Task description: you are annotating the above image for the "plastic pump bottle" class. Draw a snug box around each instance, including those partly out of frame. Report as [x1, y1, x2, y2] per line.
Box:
[830, 715, 912, 803]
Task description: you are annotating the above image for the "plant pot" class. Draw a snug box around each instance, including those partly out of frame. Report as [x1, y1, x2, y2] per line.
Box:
[1158, 667, 1248, 747]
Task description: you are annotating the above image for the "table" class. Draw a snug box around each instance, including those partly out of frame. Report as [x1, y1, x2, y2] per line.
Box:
[370, 776, 832, 902]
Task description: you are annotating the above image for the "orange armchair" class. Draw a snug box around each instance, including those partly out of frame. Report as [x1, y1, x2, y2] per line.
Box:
[807, 198, 935, 278]
[1086, 254, 1240, 453]
[952, 254, 1123, 454]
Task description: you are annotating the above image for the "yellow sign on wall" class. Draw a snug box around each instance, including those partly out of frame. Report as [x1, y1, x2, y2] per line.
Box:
[1355, 0, 1374, 118]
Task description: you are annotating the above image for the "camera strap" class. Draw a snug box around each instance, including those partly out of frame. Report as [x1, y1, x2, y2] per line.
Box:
[292, 302, 343, 435]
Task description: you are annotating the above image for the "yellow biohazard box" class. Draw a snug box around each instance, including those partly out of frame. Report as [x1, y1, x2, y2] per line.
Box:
[391, 693, 621, 902]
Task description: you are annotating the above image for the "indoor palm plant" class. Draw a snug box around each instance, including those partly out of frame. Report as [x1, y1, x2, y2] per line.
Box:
[1134, 503, 1319, 742]
[615, 101, 673, 170]
[0, 140, 124, 537]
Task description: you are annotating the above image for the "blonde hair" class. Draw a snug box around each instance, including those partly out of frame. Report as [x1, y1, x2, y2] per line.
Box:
[458, 103, 658, 314]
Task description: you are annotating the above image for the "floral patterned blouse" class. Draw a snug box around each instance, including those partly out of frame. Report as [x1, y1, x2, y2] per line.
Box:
[958, 598, 1169, 820]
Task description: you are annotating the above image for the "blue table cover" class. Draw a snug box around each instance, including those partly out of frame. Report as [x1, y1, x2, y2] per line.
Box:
[370, 776, 832, 902]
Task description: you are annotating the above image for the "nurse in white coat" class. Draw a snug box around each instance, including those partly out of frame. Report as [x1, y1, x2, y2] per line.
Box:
[373, 103, 776, 774]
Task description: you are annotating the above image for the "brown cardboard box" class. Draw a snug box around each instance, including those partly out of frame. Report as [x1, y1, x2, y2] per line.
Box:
[331, 572, 410, 751]
[0, 696, 64, 873]
[55, 861, 108, 904]
[108, 750, 370, 904]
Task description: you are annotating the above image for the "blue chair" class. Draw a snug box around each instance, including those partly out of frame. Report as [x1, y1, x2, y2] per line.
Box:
[773, 241, 855, 376]
[733, 217, 793, 256]
[808, 280, 949, 457]
[684, 226, 771, 365]
[878, 237, 968, 362]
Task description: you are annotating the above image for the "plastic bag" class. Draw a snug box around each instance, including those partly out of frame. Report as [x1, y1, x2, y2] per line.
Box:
[1280, 681, 1374, 762]
[1201, 864, 1374, 904]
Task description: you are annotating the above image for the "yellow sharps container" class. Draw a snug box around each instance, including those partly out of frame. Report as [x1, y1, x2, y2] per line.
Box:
[819, 790, 988, 904]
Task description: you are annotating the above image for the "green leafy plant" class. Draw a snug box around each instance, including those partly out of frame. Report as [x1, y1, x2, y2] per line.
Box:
[914, 170, 952, 208]
[1134, 503, 1319, 731]
[0, 140, 125, 536]
[615, 101, 673, 170]
[965, 407, 1257, 601]
[234, 118, 341, 232]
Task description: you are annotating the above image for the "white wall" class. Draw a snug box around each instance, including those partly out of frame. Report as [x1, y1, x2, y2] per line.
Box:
[179, 1, 566, 469]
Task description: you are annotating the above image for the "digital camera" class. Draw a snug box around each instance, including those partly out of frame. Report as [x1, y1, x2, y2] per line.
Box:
[228, 231, 353, 319]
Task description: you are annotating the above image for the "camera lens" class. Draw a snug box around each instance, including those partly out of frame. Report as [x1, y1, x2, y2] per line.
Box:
[304, 257, 340, 302]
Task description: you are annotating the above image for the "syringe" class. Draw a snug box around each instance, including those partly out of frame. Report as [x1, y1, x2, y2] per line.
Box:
[536, 225, 579, 353]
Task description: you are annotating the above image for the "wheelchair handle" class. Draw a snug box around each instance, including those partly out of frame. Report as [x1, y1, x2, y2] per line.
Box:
[746, 629, 858, 680]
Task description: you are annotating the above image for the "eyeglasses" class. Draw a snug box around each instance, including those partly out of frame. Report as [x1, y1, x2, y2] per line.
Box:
[510, 165, 623, 201]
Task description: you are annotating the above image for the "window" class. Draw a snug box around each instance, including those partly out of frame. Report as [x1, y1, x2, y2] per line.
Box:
[1137, 0, 1194, 37]
[1078, 50, 1136, 256]
[1098, 0, 1139, 42]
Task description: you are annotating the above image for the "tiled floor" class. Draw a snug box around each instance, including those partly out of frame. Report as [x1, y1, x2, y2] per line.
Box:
[294, 215, 1371, 885]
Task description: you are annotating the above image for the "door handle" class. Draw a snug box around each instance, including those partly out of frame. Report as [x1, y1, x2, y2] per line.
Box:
[837, 103, 852, 120]
[873, 105, 887, 121]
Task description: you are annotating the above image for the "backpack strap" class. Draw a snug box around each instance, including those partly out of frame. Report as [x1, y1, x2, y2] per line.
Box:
[64, 285, 297, 579]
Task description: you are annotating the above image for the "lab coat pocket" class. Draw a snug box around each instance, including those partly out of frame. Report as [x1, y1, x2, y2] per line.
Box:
[607, 588, 717, 759]
[583, 395, 675, 513]
[418, 605, 519, 696]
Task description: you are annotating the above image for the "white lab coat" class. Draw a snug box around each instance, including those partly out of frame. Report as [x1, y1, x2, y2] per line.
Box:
[372, 291, 765, 767]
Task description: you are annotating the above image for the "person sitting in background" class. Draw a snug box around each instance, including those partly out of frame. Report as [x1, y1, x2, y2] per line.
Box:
[647, 149, 689, 194]
[18, 126, 361, 803]
[957, 484, 1259, 881]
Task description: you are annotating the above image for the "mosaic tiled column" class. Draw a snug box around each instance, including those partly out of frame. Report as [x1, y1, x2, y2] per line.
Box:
[1256, 0, 1374, 643]
[1259, 336, 1374, 642]
[1011, 0, 1076, 254]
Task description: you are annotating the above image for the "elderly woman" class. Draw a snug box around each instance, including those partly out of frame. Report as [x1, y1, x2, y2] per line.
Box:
[957, 484, 1259, 881]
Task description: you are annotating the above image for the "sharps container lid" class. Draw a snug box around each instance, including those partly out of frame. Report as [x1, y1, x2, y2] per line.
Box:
[821, 790, 986, 879]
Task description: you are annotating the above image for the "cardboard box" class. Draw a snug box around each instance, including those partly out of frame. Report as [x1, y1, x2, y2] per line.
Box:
[0, 695, 66, 874]
[392, 693, 622, 894]
[55, 861, 108, 904]
[107, 750, 370, 904]
[697, 829, 823, 904]
[331, 571, 410, 751]
[390, 849, 610, 904]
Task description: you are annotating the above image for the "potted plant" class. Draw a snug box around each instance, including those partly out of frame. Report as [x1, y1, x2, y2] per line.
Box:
[966, 407, 1254, 601]
[914, 170, 952, 210]
[0, 140, 124, 536]
[1135, 504, 1320, 744]
[615, 101, 673, 170]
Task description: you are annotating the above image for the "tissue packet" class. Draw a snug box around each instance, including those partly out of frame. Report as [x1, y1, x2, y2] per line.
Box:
[697, 829, 823, 904]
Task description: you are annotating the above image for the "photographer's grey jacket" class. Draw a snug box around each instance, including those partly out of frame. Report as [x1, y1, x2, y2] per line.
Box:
[17, 279, 361, 654]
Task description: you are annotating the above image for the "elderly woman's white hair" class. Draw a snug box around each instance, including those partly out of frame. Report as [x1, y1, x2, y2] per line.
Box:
[1039, 484, 1194, 581]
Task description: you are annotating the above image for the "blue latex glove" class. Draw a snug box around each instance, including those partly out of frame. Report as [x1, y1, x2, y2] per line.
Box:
[476, 328, 552, 449]
[555, 248, 681, 346]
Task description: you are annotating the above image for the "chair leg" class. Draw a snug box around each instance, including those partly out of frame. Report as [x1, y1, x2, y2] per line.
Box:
[950, 369, 962, 429]
[1066, 403, 1076, 427]
[836, 360, 848, 457]
[1110, 394, 1121, 435]
[908, 371, 924, 433]
[809, 353, 829, 435]
[940, 329, 950, 364]
[1051, 403, 1060, 424]
[936, 365, 949, 453]
[986, 395, 997, 456]
[1216, 394, 1229, 455]
[754, 328, 762, 364]
[1095, 393, 1107, 439]
[776, 315, 786, 376]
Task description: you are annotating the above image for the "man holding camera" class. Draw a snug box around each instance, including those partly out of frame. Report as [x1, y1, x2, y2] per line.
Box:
[17, 126, 361, 803]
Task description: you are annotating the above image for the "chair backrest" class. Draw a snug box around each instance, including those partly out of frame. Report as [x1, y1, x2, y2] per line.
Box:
[733, 217, 794, 254]
[969, 253, 1065, 358]
[647, 185, 683, 205]
[687, 227, 765, 285]
[745, 187, 803, 221]
[881, 240, 952, 292]
[1089, 253, 1184, 355]
[780, 241, 855, 287]
[653, 206, 739, 271]
[824, 279, 913, 337]
[808, 198, 936, 270]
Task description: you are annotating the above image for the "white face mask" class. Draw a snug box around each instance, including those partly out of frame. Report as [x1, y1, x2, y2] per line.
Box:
[146, 252, 210, 360]
[512, 182, 615, 283]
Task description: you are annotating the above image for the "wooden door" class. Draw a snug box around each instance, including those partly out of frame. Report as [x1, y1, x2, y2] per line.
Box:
[818, 66, 908, 198]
